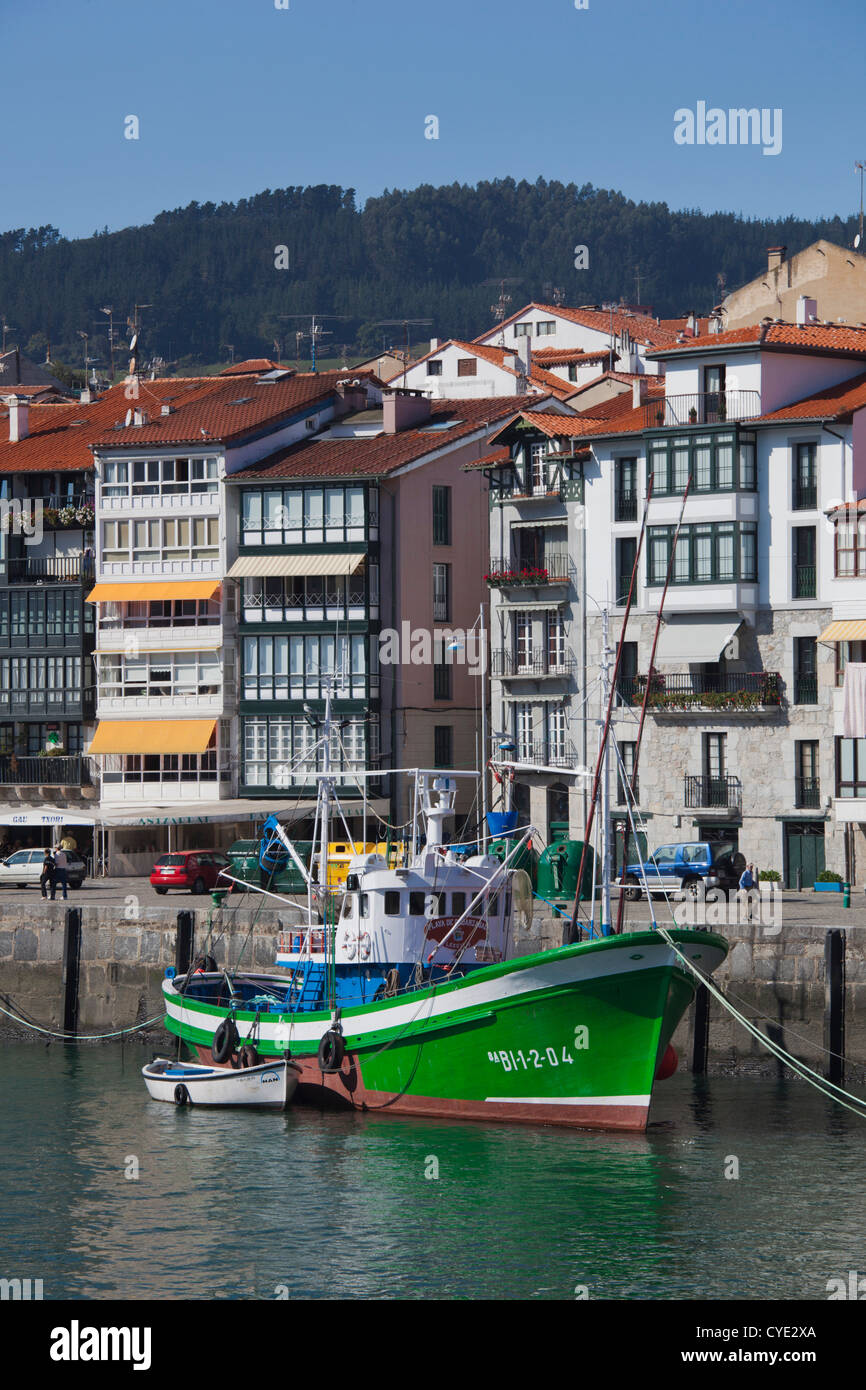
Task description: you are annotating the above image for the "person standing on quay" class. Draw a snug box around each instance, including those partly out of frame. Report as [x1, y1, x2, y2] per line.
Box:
[51, 844, 69, 901]
[39, 850, 55, 900]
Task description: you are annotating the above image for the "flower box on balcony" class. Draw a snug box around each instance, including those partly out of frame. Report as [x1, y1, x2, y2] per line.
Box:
[484, 567, 550, 586]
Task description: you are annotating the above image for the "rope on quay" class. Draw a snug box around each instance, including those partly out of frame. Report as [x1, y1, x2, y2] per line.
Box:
[0, 999, 166, 1042]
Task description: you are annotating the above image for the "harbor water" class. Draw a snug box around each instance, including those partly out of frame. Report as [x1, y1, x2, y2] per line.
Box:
[2, 1041, 864, 1301]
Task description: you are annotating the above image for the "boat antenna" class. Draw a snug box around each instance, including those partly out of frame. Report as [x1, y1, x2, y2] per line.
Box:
[613, 476, 691, 933]
[567, 473, 655, 942]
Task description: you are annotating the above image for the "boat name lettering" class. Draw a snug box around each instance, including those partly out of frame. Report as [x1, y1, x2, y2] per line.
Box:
[487, 1045, 578, 1072]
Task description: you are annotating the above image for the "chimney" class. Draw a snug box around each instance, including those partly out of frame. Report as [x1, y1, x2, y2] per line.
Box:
[7, 396, 29, 442]
[708, 314, 721, 335]
[767, 245, 787, 273]
[132, 408, 149, 427]
[504, 353, 519, 373]
[522, 340, 533, 382]
[430, 338, 440, 353]
[796, 295, 818, 326]
[382, 389, 432, 434]
[79, 388, 92, 405]
[632, 377, 649, 408]
[687, 311, 697, 335]
[335, 378, 368, 416]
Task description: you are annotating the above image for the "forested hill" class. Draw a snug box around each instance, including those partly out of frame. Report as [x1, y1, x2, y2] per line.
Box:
[0, 180, 856, 372]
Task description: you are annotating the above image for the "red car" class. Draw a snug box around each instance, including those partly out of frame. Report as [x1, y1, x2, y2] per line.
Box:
[150, 851, 231, 895]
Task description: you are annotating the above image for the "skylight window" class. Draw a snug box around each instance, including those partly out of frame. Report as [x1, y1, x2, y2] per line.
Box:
[227, 397, 254, 406]
[420, 420, 462, 432]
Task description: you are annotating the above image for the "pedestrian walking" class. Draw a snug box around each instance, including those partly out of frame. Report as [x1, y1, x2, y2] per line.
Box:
[739, 861, 757, 922]
[39, 850, 55, 900]
[51, 845, 69, 901]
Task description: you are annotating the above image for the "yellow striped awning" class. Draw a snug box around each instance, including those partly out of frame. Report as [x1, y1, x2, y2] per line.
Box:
[819, 620, 866, 642]
[86, 581, 220, 603]
[87, 719, 216, 755]
[227, 553, 366, 579]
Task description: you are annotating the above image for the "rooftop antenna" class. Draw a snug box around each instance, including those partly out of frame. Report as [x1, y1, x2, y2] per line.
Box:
[543, 283, 566, 307]
[634, 266, 642, 304]
[221, 343, 235, 366]
[855, 161, 866, 250]
[126, 303, 151, 378]
[76, 330, 90, 383]
[374, 318, 433, 386]
[281, 313, 349, 372]
[98, 307, 115, 380]
[483, 277, 521, 346]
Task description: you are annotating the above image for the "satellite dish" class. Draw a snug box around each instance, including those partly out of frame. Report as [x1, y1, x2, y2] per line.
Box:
[855, 234, 862, 249]
[129, 333, 138, 351]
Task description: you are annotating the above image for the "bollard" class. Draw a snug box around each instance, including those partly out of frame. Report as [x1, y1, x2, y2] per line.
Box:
[843, 882, 851, 909]
[691, 983, 710, 1074]
[824, 929, 846, 1085]
[61, 907, 82, 1036]
[175, 910, 194, 975]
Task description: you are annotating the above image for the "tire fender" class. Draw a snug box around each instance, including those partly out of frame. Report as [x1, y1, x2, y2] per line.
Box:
[212, 1017, 239, 1065]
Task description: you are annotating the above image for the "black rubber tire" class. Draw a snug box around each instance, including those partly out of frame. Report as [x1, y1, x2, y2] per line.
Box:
[680, 877, 701, 899]
[623, 875, 641, 902]
[154, 887, 168, 896]
[192, 877, 206, 895]
[212, 1018, 239, 1065]
[173, 1083, 190, 1106]
[317, 1029, 345, 1073]
[239, 1043, 259, 1069]
[70, 880, 82, 890]
[16, 883, 27, 890]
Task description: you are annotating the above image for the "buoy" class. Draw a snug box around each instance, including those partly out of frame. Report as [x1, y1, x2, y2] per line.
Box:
[655, 1043, 678, 1081]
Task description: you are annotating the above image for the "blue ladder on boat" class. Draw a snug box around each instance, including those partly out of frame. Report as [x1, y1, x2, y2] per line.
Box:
[292, 961, 326, 1011]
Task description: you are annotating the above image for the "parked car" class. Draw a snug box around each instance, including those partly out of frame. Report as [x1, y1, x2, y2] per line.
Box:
[0, 847, 87, 890]
[150, 850, 231, 895]
[621, 841, 745, 900]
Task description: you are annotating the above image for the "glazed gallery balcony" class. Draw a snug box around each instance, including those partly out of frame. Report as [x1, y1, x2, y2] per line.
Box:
[618, 671, 782, 713]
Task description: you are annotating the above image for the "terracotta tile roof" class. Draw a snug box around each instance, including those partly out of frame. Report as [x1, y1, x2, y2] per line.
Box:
[462, 447, 512, 472]
[232, 396, 540, 481]
[656, 317, 712, 337]
[650, 322, 866, 357]
[530, 347, 618, 365]
[756, 370, 866, 422]
[219, 358, 285, 376]
[90, 371, 354, 448]
[476, 303, 681, 349]
[487, 381, 666, 447]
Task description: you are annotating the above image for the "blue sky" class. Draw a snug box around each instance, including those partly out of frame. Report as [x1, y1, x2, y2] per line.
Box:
[1, 0, 863, 239]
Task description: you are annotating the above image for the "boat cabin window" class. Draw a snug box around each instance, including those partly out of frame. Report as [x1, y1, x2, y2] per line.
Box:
[427, 891, 446, 918]
[384, 890, 401, 915]
[342, 894, 355, 919]
[359, 893, 370, 918]
[346, 873, 360, 891]
[488, 893, 499, 917]
[451, 891, 466, 915]
[409, 891, 426, 916]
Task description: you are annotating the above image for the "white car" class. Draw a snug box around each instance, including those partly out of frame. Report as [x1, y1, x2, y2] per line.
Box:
[0, 848, 86, 889]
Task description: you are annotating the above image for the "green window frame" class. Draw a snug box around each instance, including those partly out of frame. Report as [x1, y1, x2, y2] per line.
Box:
[647, 431, 756, 495]
[646, 523, 758, 585]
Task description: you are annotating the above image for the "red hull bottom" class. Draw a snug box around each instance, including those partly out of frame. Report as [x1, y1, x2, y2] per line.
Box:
[194, 1045, 650, 1132]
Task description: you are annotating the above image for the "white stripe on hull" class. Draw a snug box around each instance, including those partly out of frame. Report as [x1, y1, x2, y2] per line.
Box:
[485, 1094, 651, 1107]
[165, 937, 723, 1049]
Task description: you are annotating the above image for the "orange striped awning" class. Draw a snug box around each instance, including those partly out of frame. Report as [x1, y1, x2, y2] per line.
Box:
[86, 580, 220, 603]
[87, 720, 216, 755]
[819, 620, 866, 643]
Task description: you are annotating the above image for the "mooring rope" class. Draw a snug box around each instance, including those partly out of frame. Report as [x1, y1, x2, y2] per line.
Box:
[0, 1001, 165, 1042]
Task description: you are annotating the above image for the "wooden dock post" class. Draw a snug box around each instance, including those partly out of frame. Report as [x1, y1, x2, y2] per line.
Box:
[824, 929, 846, 1085]
[691, 983, 710, 1074]
[175, 910, 194, 975]
[61, 907, 82, 1036]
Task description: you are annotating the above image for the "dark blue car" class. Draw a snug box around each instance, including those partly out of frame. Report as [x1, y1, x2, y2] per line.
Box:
[621, 841, 743, 900]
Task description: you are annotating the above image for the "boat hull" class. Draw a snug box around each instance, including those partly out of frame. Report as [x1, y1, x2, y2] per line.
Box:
[165, 930, 727, 1132]
[142, 1057, 296, 1109]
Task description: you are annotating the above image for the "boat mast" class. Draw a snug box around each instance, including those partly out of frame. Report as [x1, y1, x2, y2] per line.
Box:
[600, 606, 613, 934]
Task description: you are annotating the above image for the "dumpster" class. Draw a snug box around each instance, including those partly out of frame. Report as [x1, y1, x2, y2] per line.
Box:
[536, 839, 595, 902]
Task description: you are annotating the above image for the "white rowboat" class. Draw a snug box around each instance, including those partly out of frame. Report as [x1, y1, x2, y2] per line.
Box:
[142, 1056, 297, 1109]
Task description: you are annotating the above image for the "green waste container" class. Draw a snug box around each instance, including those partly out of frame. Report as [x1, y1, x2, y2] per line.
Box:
[487, 836, 538, 887]
[536, 839, 595, 902]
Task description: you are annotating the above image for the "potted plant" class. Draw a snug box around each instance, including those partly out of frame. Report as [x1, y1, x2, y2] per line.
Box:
[814, 870, 844, 892]
[688, 407, 698, 424]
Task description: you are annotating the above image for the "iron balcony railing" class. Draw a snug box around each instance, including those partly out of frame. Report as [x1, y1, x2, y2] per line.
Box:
[615, 490, 638, 522]
[513, 741, 577, 769]
[684, 774, 742, 810]
[618, 671, 782, 711]
[794, 483, 817, 510]
[795, 776, 820, 809]
[793, 674, 818, 705]
[640, 390, 762, 429]
[0, 755, 90, 787]
[492, 648, 577, 678]
[6, 556, 95, 584]
[795, 564, 816, 599]
[486, 554, 571, 585]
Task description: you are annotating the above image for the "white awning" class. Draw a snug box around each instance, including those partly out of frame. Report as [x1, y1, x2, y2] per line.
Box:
[227, 553, 366, 579]
[656, 614, 742, 665]
[0, 808, 96, 827]
[98, 797, 389, 827]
